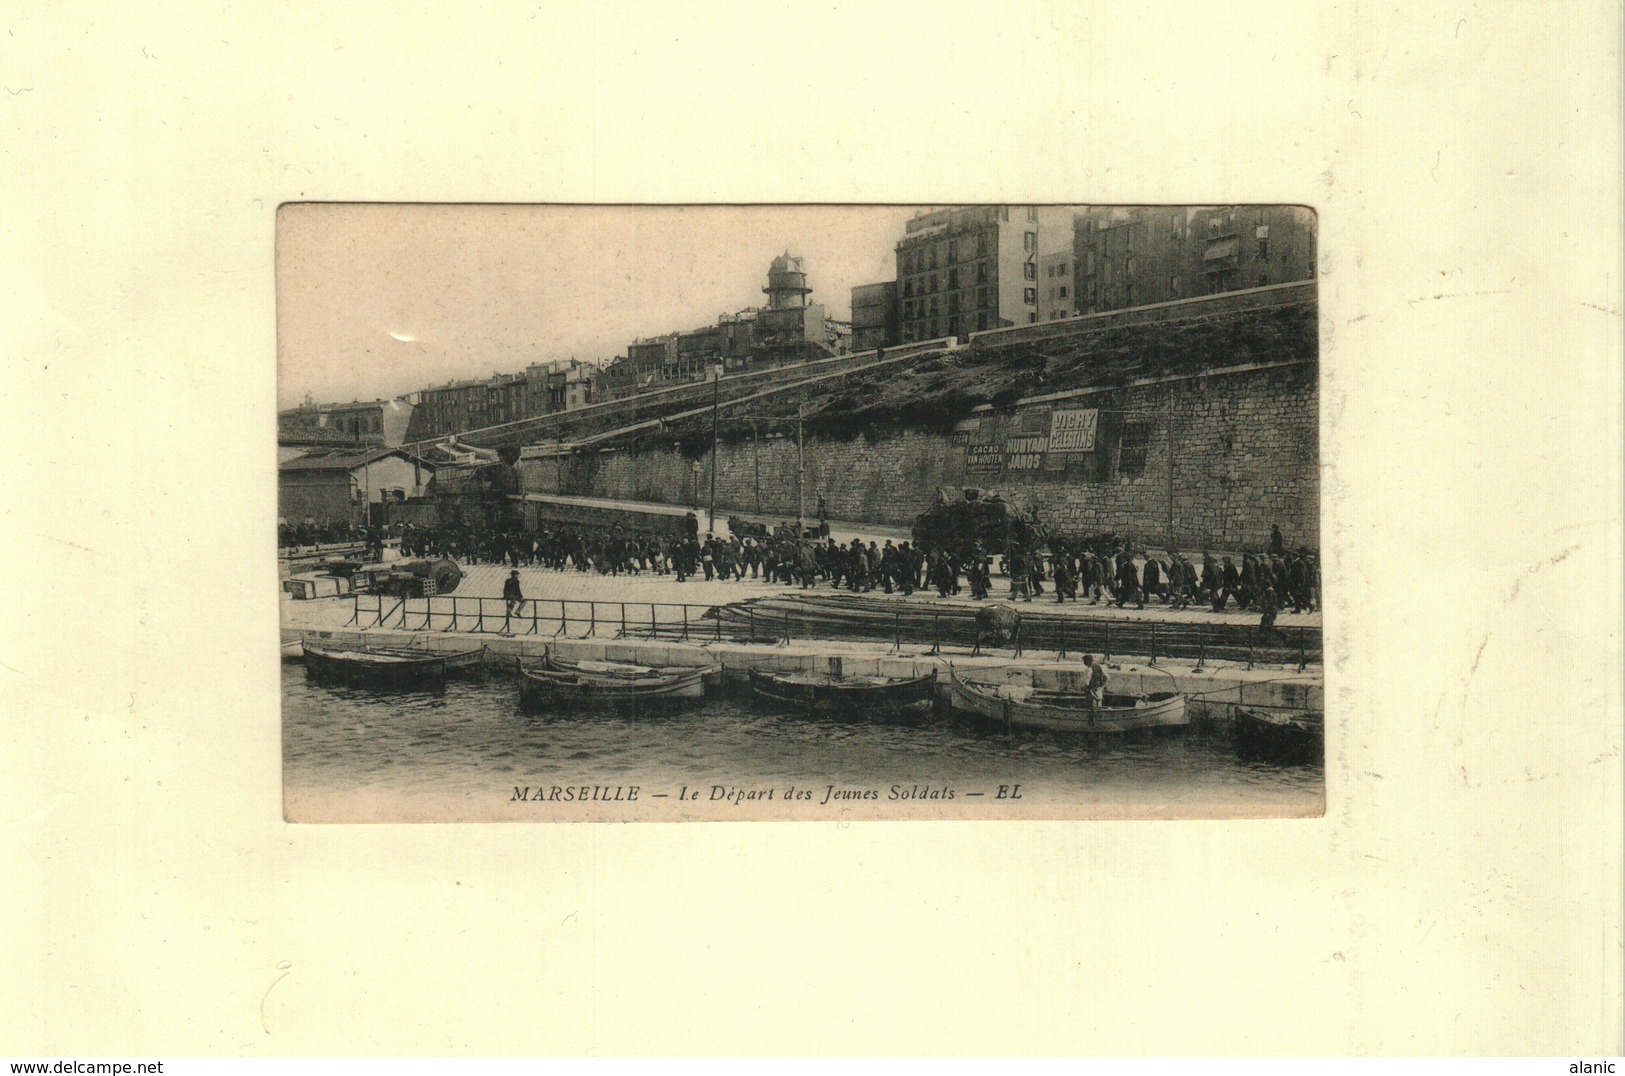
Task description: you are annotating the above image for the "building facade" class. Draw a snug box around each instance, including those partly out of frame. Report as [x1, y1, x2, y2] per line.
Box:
[277, 449, 439, 526]
[277, 396, 417, 448]
[1075, 205, 1317, 315]
[1189, 205, 1317, 294]
[525, 359, 598, 415]
[894, 205, 1046, 343]
[1038, 250, 1075, 321]
[850, 280, 899, 352]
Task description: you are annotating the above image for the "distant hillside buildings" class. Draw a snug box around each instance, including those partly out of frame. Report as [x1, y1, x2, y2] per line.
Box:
[853, 204, 1318, 344]
[280, 208, 1318, 449]
[597, 253, 848, 398]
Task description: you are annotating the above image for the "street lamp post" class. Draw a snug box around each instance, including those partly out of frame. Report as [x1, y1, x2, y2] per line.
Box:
[795, 401, 806, 536]
[708, 364, 723, 534]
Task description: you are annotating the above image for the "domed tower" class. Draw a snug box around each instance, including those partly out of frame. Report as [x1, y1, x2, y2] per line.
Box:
[763, 251, 812, 309]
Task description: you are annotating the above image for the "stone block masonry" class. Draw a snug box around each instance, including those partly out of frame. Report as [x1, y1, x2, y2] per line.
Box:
[523, 361, 1319, 552]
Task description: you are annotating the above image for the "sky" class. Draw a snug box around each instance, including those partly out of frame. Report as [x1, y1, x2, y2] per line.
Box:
[276, 204, 940, 410]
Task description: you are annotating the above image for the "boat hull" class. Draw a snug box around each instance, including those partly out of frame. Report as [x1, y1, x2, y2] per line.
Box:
[747, 668, 937, 719]
[518, 665, 706, 714]
[303, 641, 486, 687]
[1234, 707, 1323, 765]
[543, 651, 722, 693]
[946, 672, 1188, 733]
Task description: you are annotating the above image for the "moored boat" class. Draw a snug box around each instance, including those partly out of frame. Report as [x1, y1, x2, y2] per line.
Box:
[747, 667, 937, 718]
[518, 663, 707, 712]
[945, 670, 1187, 733]
[1234, 707, 1323, 765]
[281, 639, 304, 662]
[542, 650, 722, 692]
[303, 641, 486, 686]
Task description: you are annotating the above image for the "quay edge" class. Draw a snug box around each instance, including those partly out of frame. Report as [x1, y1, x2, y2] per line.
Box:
[284, 627, 1324, 724]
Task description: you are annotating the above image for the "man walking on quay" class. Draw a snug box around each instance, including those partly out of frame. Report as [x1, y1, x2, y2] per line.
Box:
[501, 569, 524, 635]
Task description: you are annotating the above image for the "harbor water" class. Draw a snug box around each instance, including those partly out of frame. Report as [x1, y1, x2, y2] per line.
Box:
[283, 664, 1324, 822]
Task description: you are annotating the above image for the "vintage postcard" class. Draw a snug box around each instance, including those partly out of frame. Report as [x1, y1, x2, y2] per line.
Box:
[278, 203, 1324, 823]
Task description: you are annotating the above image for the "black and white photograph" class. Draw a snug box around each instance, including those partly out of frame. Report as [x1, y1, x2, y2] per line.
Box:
[9, 0, 1622, 1061]
[278, 203, 1324, 822]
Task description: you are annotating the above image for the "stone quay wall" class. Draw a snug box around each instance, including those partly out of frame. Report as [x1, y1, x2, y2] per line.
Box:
[521, 361, 1319, 552]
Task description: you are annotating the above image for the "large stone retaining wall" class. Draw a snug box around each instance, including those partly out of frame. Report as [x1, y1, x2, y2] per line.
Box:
[521, 361, 1319, 551]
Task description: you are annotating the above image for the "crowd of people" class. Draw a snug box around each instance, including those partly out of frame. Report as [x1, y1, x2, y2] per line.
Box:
[282, 513, 1317, 621]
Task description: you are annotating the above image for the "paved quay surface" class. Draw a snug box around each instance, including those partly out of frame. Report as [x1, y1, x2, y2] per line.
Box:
[282, 558, 1319, 628]
[281, 558, 1323, 643]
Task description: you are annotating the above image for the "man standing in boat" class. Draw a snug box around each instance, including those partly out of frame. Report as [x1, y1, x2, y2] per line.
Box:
[502, 569, 525, 635]
[1082, 654, 1107, 727]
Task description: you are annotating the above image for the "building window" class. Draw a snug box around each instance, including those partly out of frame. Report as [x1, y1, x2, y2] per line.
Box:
[1056, 261, 1066, 275]
[1257, 238, 1269, 260]
[977, 261, 988, 284]
[978, 286, 989, 308]
[948, 239, 958, 263]
[1023, 262, 1037, 281]
[977, 233, 988, 255]
[976, 311, 988, 331]
[1119, 423, 1150, 478]
[948, 267, 958, 289]
[1023, 287, 1036, 305]
[1058, 285, 1067, 298]
[948, 316, 959, 337]
[1023, 231, 1036, 252]
[1025, 206, 1037, 222]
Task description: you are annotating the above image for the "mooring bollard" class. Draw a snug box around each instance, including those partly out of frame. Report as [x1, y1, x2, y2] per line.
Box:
[934, 614, 944, 656]
[892, 611, 902, 655]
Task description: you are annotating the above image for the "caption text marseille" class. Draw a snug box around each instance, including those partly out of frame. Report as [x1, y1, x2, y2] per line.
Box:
[511, 784, 1025, 805]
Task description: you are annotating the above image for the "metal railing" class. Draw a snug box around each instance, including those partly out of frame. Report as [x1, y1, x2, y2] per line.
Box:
[346, 593, 736, 641]
[341, 592, 1321, 665]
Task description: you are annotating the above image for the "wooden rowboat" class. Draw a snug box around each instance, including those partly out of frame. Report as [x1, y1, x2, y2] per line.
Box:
[542, 650, 722, 692]
[281, 639, 304, 662]
[748, 667, 937, 717]
[518, 663, 707, 712]
[303, 641, 486, 686]
[1234, 707, 1323, 765]
[945, 670, 1187, 733]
